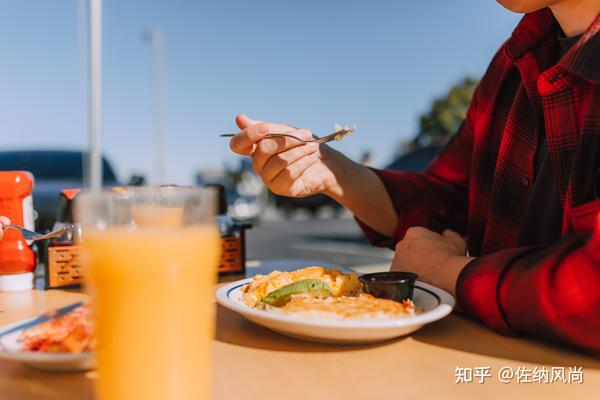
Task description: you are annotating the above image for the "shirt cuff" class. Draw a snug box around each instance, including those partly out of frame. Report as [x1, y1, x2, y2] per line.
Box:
[455, 247, 539, 335]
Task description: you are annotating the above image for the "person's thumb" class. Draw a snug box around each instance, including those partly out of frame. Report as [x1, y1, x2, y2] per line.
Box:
[235, 114, 262, 130]
[443, 229, 467, 254]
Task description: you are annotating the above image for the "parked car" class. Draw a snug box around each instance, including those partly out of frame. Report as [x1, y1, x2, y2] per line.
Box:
[274, 193, 343, 219]
[385, 145, 443, 172]
[195, 171, 264, 222]
[0, 150, 120, 229]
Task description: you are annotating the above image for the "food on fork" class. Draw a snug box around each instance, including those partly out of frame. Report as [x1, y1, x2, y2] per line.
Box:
[18, 304, 95, 353]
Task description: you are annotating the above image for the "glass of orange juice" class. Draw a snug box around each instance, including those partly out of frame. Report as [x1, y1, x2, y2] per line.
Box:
[76, 186, 219, 400]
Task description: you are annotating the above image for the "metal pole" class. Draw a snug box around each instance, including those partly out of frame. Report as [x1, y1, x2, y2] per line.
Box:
[143, 29, 166, 185]
[88, 0, 102, 192]
[76, 0, 89, 188]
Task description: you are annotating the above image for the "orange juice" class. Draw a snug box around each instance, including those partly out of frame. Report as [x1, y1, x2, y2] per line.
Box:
[132, 205, 184, 227]
[83, 225, 220, 400]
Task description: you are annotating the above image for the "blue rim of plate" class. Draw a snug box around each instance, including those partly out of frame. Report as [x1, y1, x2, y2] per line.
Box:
[217, 278, 454, 329]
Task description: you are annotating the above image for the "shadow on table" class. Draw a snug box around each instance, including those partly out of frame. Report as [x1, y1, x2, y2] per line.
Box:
[0, 360, 94, 400]
[412, 313, 600, 369]
[215, 304, 404, 352]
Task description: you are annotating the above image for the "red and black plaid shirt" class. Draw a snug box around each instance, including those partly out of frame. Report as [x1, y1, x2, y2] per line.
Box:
[359, 8, 600, 354]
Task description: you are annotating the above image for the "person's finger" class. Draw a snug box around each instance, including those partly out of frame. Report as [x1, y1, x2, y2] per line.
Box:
[235, 114, 261, 130]
[252, 129, 313, 173]
[261, 143, 319, 183]
[230, 120, 299, 156]
[390, 243, 410, 272]
[230, 115, 268, 156]
[258, 128, 312, 153]
[269, 151, 320, 195]
[0, 216, 9, 240]
[229, 122, 264, 156]
[403, 226, 437, 240]
[443, 229, 467, 254]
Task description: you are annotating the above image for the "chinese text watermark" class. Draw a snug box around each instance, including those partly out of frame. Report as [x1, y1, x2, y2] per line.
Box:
[454, 366, 583, 384]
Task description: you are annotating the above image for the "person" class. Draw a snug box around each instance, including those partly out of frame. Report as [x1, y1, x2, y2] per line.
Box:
[0, 216, 9, 241]
[229, 0, 600, 354]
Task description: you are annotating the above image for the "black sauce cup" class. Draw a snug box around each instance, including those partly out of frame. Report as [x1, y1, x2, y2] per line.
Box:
[359, 272, 419, 302]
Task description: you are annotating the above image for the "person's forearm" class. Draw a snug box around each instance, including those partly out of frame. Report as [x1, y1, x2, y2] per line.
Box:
[457, 231, 600, 354]
[323, 147, 397, 237]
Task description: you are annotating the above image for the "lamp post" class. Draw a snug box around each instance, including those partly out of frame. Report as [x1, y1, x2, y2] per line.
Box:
[142, 29, 166, 185]
[88, 0, 102, 192]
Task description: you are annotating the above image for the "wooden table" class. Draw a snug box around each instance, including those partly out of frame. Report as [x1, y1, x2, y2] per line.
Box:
[0, 260, 598, 400]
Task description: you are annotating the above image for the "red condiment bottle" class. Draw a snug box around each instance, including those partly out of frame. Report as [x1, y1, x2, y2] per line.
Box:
[0, 171, 36, 291]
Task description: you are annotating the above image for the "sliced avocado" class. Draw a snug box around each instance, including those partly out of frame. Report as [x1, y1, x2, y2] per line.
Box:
[262, 279, 332, 307]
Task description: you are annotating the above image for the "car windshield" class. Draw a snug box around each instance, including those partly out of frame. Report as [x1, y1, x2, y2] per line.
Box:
[0, 151, 117, 182]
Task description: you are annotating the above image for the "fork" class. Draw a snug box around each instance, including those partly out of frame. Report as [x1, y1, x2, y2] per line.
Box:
[5, 224, 75, 242]
[220, 125, 355, 145]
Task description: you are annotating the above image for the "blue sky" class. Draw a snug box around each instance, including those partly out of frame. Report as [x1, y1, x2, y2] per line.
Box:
[0, 0, 521, 184]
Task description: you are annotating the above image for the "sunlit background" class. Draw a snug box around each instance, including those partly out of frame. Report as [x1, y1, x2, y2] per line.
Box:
[0, 0, 521, 185]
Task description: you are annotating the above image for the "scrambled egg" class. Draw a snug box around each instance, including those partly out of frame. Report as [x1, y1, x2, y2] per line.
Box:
[282, 294, 416, 320]
[242, 266, 362, 307]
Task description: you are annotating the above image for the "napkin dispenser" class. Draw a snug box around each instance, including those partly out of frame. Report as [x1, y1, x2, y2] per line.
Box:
[45, 189, 83, 289]
[210, 184, 251, 276]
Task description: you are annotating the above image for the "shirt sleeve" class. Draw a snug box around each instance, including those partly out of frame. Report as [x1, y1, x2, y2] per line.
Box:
[356, 99, 476, 249]
[456, 213, 600, 355]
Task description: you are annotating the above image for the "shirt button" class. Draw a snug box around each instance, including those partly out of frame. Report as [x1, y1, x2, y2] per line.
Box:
[550, 72, 565, 83]
[522, 177, 530, 187]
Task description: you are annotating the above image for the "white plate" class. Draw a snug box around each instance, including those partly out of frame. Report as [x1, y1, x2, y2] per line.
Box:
[216, 278, 455, 344]
[0, 317, 94, 372]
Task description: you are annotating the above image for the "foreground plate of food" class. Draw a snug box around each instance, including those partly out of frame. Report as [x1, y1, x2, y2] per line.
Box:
[215, 267, 455, 344]
[0, 304, 94, 371]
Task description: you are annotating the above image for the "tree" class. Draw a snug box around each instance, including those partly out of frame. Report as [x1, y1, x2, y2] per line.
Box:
[409, 77, 478, 149]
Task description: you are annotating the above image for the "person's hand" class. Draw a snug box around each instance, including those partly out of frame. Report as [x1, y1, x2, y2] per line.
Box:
[230, 114, 344, 198]
[0, 216, 10, 241]
[391, 226, 474, 297]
